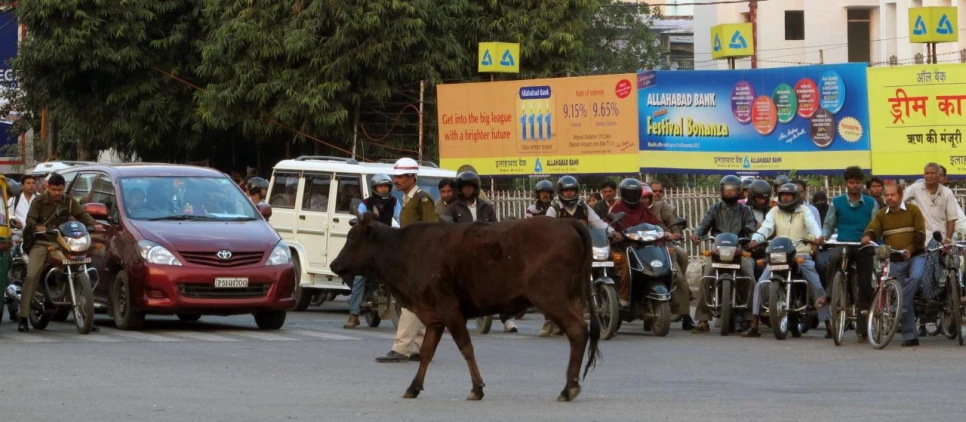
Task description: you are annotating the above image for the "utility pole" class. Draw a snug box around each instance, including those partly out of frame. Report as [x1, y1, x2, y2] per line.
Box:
[418, 80, 425, 162]
[352, 103, 360, 160]
[750, 0, 758, 68]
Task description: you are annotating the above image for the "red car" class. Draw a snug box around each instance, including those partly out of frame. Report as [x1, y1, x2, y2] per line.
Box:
[57, 164, 296, 330]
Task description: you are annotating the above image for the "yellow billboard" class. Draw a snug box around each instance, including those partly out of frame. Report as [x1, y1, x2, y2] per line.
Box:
[478, 42, 520, 73]
[868, 64, 966, 176]
[711, 23, 754, 60]
[437, 74, 639, 175]
[908, 7, 959, 43]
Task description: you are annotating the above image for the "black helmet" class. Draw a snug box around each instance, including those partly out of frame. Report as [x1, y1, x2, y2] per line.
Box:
[455, 171, 481, 197]
[556, 176, 580, 206]
[618, 178, 646, 205]
[748, 180, 773, 212]
[719, 175, 742, 204]
[246, 177, 269, 197]
[776, 183, 801, 212]
[774, 175, 791, 188]
[369, 173, 393, 199]
[741, 177, 753, 190]
[534, 180, 554, 197]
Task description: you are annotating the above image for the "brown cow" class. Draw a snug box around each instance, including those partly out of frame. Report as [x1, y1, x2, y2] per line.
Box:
[330, 215, 601, 401]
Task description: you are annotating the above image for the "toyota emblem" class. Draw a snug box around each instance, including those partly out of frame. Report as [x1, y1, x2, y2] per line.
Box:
[217, 250, 233, 260]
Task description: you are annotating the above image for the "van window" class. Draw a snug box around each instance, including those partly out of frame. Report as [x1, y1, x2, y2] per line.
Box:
[269, 172, 299, 208]
[302, 174, 331, 212]
[335, 174, 362, 213]
[69, 173, 98, 203]
[391, 176, 443, 203]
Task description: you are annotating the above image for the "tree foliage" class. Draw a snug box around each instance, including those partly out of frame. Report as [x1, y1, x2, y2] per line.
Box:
[582, 0, 663, 75]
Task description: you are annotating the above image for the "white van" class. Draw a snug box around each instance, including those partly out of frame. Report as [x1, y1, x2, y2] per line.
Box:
[267, 156, 457, 310]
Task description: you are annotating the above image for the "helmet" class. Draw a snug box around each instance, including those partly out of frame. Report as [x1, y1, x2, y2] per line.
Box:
[556, 175, 580, 206]
[776, 183, 801, 212]
[618, 178, 648, 205]
[741, 177, 753, 191]
[455, 171, 481, 197]
[748, 180, 773, 211]
[392, 157, 420, 176]
[369, 174, 393, 199]
[246, 177, 269, 196]
[534, 180, 554, 199]
[773, 175, 791, 188]
[719, 175, 742, 204]
[7, 178, 21, 198]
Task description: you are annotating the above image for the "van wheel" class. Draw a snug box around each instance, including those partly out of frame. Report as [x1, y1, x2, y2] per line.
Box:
[253, 311, 286, 330]
[112, 270, 145, 331]
[292, 255, 311, 311]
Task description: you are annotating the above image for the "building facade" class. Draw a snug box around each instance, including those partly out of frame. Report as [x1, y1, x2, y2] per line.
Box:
[694, 0, 966, 70]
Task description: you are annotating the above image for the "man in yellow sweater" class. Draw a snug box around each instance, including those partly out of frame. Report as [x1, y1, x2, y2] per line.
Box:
[862, 183, 926, 347]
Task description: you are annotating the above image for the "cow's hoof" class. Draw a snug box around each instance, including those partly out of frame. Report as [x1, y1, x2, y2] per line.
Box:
[466, 387, 484, 401]
[556, 386, 581, 402]
[403, 385, 421, 399]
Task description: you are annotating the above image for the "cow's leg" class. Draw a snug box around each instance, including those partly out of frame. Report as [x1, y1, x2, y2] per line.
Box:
[440, 315, 486, 400]
[403, 320, 444, 399]
[539, 298, 587, 402]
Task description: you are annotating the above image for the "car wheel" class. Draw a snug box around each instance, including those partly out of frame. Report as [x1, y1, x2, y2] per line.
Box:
[112, 270, 145, 331]
[292, 255, 312, 311]
[253, 310, 286, 330]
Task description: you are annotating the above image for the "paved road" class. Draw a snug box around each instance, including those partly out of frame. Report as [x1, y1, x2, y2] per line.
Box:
[4, 299, 966, 421]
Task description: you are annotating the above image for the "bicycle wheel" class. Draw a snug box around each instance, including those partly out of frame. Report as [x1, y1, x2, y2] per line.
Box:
[867, 279, 902, 350]
[830, 271, 847, 346]
[949, 274, 963, 346]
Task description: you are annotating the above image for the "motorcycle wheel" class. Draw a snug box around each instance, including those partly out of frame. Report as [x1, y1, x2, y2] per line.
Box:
[364, 310, 381, 328]
[29, 306, 51, 330]
[768, 281, 789, 340]
[595, 283, 620, 340]
[389, 293, 402, 329]
[831, 271, 848, 346]
[868, 279, 902, 349]
[650, 301, 671, 337]
[475, 315, 493, 334]
[719, 279, 732, 336]
[72, 272, 95, 334]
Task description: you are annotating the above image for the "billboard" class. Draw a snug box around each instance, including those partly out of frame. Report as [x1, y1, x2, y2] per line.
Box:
[868, 64, 966, 177]
[0, 11, 22, 167]
[637, 63, 871, 175]
[437, 74, 639, 175]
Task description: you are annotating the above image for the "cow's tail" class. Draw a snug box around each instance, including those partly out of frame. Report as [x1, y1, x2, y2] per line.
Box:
[576, 221, 601, 381]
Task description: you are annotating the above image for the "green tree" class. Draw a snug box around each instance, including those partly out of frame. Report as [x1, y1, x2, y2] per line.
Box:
[582, 0, 663, 75]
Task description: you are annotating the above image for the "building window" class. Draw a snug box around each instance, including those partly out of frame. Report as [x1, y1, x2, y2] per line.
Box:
[785, 11, 805, 40]
[847, 9, 871, 64]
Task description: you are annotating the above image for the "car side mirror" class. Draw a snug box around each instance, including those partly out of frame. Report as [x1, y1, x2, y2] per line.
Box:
[86, 202, 109, 220]
[350, 198, 363, 216]
[256, 203, 273, 220]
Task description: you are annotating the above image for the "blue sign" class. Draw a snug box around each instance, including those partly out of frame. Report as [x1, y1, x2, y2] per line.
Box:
[481, 49, 493, 66]
[0, 11, 16, 87]
[500, 49, 515, 67]
[913, 15, 928, 35]
[637, 63, 871, 175]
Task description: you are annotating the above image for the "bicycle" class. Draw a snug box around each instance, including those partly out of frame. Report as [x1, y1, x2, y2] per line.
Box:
[865, 242, 904, 349]
[823, 240, 868, 346]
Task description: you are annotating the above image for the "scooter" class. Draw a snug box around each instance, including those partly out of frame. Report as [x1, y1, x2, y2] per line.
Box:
[617, 218, 686, 337]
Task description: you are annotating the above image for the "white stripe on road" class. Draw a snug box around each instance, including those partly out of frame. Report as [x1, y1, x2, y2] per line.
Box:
[342, 330, 399, 340]
[172, 332, 241, 342]
[284, 329, 361, 341]
[111, 331, 184, 342]
[226, 331, 299, 341]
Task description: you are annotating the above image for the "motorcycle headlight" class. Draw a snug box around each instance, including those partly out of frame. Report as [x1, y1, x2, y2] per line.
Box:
[266, 241, 292, 266]
[717, 246, 737, 262]
[138, 240, 183, 266]
[769, 252, 787, 264]
[592, 246, 610, 261]
[66, 235, 91, 252]
[639, 231, 660, 242]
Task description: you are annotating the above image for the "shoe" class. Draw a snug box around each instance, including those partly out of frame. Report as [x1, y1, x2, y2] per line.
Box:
[503, 320, 518, 333]
[901, 339, 920, 347]
[343, 314, 360, 329]
[375, 351, 409, 363]
[619, 299, 630, 308]
[17, 317, 29, 332]
[681, 315, 696, 330]
[409, 353, 421, 361]
[539, 321, 554, 337]
[691, 321, 709, 334]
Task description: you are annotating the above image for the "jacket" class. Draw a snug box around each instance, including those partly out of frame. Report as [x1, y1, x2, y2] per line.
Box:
[445, 197, 497, 223]
[25, 192, 97, 250]
[694, 201, 758, 238]
[399, 188, 438, 227]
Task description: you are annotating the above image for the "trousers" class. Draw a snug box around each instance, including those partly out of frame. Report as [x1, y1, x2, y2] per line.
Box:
[348, 275, 365, 316]
[889, 256, 925, 341]
[20, 245, 49, 320]
[392, 308, 425, 356]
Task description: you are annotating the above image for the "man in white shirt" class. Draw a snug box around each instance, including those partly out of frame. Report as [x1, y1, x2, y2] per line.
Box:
[903, 163, 957, 245]
[8, 175, 38, 228]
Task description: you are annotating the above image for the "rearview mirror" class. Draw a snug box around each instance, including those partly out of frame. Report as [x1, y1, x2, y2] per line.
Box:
[85, 203, 109, 220]
[256, 203, 273, 220]
[350, 198, 363, 216]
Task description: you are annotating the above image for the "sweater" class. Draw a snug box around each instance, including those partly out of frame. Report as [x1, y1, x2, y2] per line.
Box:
[864, 202, 926, 256]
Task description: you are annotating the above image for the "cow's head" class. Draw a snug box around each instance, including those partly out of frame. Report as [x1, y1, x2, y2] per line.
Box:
[330, 213, 388, 279]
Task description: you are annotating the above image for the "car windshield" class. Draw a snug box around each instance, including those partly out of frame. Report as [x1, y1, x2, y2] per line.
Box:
[119, 176, 258, 221]
[391, 176, 444, 202]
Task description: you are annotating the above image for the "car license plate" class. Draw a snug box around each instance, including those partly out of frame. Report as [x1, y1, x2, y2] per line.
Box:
[770, 264, 790, 271]
[711, 263, 741, 269]
[214, 278, 249, 288]
[592, 261, 615, 268]
[63, 257, 92, 265]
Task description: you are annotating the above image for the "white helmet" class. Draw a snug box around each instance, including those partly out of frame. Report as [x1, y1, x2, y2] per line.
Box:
[392, 157, 420, 176]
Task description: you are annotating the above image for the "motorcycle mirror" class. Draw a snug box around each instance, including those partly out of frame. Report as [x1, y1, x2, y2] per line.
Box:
[608, 212, 626, 224]
[348, 217, 359, 227]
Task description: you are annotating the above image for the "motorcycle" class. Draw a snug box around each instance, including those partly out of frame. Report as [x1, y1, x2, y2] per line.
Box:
[698, 233, 759, 336]
[4, 231, 26, 321]
[27, 221, 99, 334]
[357, 276, 402, 328]
[593, 213, 624, 340]
[616, 218, 686, 337]
[760, 237, 819, 340]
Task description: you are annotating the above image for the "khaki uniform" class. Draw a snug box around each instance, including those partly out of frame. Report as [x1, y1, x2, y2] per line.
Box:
[392, 187, 438, 357]
[650, 200, 691, 315]
[22, 193, 96, 319]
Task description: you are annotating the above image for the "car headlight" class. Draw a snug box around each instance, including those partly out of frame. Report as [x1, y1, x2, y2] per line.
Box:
[717, 246, 737, 262]
[592, 246, 610, 261]
[66, 235, 91, 252]
[266, 241, 292, 266]
[769, 252, 787, 264]
[138, 240, 183, 266]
